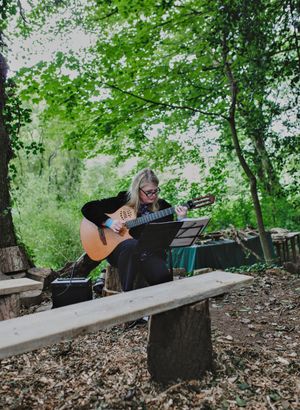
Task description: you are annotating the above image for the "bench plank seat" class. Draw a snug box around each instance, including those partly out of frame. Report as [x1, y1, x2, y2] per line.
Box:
[0, 271, 252, 359]
[0, 278, 42, 296]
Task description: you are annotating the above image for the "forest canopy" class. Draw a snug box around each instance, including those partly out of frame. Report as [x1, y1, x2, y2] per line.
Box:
[1, 0, 299, 269]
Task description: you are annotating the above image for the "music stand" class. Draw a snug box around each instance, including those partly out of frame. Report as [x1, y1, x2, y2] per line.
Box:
[170, 217, 211, 248]
[169, 217, 211, 274]
[137, 217, 210, 275]
[137, 221, 183, 253]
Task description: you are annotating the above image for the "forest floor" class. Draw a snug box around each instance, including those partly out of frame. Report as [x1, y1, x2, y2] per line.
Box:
[0, 267, 299, 410]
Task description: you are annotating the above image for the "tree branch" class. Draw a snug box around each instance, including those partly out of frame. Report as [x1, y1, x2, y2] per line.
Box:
[152, 10, 205, 30]
[17, 0, 27, 24]
[104, 82, 225, 119]
[97, 8, 118, 21]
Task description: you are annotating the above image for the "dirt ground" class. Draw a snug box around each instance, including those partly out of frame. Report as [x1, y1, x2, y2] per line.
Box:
[0, 268, 299, 410]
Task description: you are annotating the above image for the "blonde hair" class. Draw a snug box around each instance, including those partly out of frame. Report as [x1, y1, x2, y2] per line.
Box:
[127, 168, 160, 213]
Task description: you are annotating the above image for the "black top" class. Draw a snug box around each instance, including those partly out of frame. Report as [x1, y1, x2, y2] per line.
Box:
[81, 191, 174, 239]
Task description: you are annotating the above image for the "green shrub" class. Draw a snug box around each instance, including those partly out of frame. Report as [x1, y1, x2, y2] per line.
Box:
[13, 175, 83, 269]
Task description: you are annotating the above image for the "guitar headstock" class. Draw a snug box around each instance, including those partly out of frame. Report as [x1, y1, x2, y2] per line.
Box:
[186, 194, 215, 210]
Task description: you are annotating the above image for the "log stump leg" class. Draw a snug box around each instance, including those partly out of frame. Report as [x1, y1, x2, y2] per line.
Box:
[147, 299, 213, 383]
[0, 294, 20, 321]
[103, 265, 122, 295]
[103, 265, 148, 295]
[103, 265, 187, 296]
[291, 237, 296, 262]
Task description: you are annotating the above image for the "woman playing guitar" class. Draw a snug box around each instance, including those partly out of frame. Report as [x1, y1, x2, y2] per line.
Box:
[81, 168, 187, 292]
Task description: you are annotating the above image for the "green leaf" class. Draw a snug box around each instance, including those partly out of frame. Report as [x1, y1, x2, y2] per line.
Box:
[236, 396, 247, 407]
[269, 392, 281, 402]
[238, 382, 250, 391]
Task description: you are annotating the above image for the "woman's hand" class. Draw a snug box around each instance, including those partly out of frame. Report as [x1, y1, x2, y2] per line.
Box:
[175, 205, 188, 219]
[111, 220, 124, 233]
[106, 219, 124, 233]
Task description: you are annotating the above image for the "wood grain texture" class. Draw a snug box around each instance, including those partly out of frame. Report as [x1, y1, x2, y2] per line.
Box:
[0, 271, 253, 359]
[0, 246, 30, 273]
[0, 278, 42, 296]
[104, 265, 122, 294]
[0, 294, 20, 320]
[148, 300, 213, 382]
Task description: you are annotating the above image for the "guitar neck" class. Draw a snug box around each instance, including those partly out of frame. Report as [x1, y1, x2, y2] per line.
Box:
[124, 195, 214, 230]
[125, 206, 176, 229]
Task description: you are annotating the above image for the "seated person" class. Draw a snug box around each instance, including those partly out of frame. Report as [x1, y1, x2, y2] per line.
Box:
[81, 168, 187, 292]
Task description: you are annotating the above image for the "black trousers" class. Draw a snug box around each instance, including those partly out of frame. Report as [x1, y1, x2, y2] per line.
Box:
[107, 238, 172, 292]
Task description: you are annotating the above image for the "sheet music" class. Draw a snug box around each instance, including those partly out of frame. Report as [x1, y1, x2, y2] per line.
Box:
[170, 217, 210, 247]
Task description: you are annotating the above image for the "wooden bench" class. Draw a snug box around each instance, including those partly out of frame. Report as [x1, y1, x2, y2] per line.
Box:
[0, 271, 252, 382]
[272, 231, 300, 264]
[0, 278, 43, 320]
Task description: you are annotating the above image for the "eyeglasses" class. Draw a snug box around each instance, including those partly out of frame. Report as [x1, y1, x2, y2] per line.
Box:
[139, 187, 161, 197]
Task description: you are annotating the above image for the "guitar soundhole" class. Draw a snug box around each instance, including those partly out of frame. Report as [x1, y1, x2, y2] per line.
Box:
[120, 209, 134, 220]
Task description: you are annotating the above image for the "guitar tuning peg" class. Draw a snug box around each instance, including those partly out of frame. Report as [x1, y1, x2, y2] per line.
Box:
[186, 200, 194, 209]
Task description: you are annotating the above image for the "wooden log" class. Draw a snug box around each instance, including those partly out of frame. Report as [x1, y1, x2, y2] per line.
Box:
[0, 271, 253, 359]
[103, 265, 122, 295]
[172, 268, 186, 275]
[274, 242, 283, 264]
[193, 267, 213, 275]
[290, 237, 297, 262]
[0, 278, 42, 296]
[5, 271, 26, 279]
[103, 266, 187, 295]
[0, 246, 30, 274]
[172, 267, 186, 279]
[27, 267, 54, 290]
[284, 239, 290, 261]
[0, 294, 20, 320]
[20, 289, 43, 308]
[103, 265, 148, 295]
[147, 299, 213, 383]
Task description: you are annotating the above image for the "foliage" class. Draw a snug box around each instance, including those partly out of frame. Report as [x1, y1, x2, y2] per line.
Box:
[10, 111, 123, 268]
[3, 80, 43, 182]
[12, 173, 81, 269]
[209, 196, 256, 231]
[3, 0, 299, 268]
[225, 262, 279, 273]
[15, 0, 298, 207]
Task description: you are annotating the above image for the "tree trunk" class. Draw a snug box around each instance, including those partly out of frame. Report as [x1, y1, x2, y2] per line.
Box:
[0, 52, 32, 278]
[251, 130, 284, 198]
[251, 129, 287, 226]
[0, 52, 17, 249]
[223, 47, 274, 263]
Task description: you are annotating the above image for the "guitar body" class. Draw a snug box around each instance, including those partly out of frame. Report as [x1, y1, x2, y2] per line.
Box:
[80, 206, 137, 261]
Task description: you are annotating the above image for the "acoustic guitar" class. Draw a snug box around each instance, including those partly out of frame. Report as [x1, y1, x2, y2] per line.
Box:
[80, 194, 215, 261]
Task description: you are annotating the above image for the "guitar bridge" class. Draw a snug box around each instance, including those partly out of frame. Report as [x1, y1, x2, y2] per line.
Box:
[98, 227, 107, 245]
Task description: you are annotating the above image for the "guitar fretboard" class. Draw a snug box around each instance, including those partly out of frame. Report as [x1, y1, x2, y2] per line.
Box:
[123, 195, 214, 230]
[125, 206, 176, 229]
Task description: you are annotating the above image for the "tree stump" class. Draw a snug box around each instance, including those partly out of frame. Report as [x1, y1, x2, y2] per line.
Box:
[103, 266, 187, 296]
[20, 289, 43, 308]
[0, 246, 30, 274]
[27, 267, 54, 290]
[103, 265, 122, 295]
[0, 294, 20, 320]
[147, 299, 213, 383]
